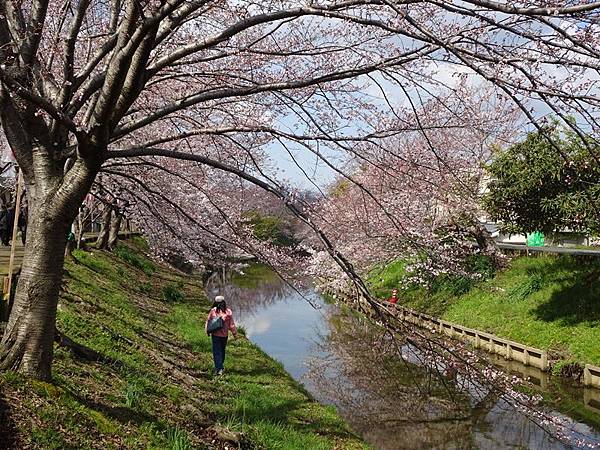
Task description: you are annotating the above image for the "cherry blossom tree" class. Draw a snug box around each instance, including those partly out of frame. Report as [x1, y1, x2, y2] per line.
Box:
[99, 141, 286, 266]
[307, 84, 519, 291]
[1, 0, 600, 380]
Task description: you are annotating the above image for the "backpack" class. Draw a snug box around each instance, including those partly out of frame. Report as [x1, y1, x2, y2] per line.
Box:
[207, 315, 224, 333]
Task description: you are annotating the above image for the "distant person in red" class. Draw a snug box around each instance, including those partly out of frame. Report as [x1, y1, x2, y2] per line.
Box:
[205, 295, 238, 375]
[389, 288, 398, 304]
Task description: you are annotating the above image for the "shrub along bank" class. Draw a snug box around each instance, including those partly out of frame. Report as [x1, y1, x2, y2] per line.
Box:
[368, 254, 600, 367]
[0, 239, 367, 450]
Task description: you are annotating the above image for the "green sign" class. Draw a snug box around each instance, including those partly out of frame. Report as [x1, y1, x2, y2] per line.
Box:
[526, 231, 545, 247]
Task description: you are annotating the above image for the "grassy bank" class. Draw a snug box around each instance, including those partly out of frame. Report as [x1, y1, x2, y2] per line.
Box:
[0, 239, 366, 450]
[368, 255, 600, 366]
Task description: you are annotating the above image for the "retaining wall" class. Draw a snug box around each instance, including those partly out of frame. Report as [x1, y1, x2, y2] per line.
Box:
[390, 304, 549, 371]
[584, 365, 600, 389]
[584, 387, 600, 414]
[328, 291, 600, 380]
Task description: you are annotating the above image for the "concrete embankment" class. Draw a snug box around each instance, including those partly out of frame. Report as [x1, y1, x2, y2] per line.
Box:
[328, 287, 600, 419]
[388, 302, 600, 391]
[365, 254, 600, 371]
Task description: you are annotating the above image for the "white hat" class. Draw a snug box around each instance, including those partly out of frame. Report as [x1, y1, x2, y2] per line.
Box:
[215, 295, 225, 302]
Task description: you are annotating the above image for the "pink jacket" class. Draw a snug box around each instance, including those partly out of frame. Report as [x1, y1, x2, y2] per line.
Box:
[205, 307, 237, 338]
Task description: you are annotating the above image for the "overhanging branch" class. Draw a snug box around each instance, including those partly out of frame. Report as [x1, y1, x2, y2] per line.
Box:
[106, 146, 384, 317]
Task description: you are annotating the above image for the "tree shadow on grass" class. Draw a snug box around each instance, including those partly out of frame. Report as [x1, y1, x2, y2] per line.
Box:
[68, 390, 157, 427]
[62, 271, 167, 339]
[226, 365, 282, 378]
[0, 392, 23, 450]
[0, 392, 20, 450]
[532, 256, 600, 326]
[226, 366, 312, 394]
[214, 363, 362, 441]
[227, 396, 361, 441]
[55, 329, 126, 370]
[66, 257, 145, 295]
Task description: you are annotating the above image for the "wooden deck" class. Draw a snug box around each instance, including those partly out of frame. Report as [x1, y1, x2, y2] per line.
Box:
[0, 231, 140, 277]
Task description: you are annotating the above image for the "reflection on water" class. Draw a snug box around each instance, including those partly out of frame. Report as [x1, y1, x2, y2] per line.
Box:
[207, 267, 600, 449]
[205, 267, 327, 382]
[310, 310, 598, 449]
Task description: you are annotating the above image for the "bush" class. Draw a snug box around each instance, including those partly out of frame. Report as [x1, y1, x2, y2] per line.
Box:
[430, 255, 497, 296]
[124, 381, 144, 409]
[162, 284, 185, 303]
[506, 270, 544, 302]
[430, 274, 474, 296]
[113, 245, 155, 275]
[242, 211, 299, 247]
[164, 251, 194, 274]
[465, 254, 496, 280]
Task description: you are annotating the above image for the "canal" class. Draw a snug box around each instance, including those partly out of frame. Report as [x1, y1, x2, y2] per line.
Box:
[207, 265, 600, 449]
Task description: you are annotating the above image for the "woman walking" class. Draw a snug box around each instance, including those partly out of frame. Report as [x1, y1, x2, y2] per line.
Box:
[205, 295, 238, 375]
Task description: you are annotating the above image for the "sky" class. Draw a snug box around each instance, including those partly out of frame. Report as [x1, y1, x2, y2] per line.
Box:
[269, 63, 488, 191]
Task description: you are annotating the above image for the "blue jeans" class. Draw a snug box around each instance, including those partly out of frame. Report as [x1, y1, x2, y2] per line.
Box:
[211, 335, 228, 371]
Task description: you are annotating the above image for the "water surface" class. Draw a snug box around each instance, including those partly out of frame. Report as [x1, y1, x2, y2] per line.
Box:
[206, 267, 600, 449]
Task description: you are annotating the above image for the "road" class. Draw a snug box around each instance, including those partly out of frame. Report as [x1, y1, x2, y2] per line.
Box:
[498, 243, 600, 256]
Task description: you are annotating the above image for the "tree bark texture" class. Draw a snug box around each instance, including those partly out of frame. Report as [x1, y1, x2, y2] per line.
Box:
[95, 204, 112, 249]
[108, 208, 123, 249]
[0, 218, 69, 380]
[0, 158, 95, 380]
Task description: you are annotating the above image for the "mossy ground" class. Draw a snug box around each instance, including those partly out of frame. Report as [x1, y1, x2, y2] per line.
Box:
[368, 254, 600, 366]
[0, 239, 366, 450]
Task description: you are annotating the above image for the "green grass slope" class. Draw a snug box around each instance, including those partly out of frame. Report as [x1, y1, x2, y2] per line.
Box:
[0, 238, 366, 450]
[369, 255, 600, 366]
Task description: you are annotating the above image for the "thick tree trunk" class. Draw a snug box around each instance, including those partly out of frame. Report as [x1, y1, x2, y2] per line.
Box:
[76, 209, 85, 249]
[0, 151, 96, 380]
[0, 208, 71, 380]
[95, 205, 112, 249]
[108, 209, 123, 250]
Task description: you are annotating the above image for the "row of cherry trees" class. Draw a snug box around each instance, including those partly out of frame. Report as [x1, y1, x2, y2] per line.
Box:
[0, 0, 599, 384]
[306, 84, 519, 291]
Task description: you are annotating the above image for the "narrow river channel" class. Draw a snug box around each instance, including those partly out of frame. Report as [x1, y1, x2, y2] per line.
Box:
[206, 266, 600, 449]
